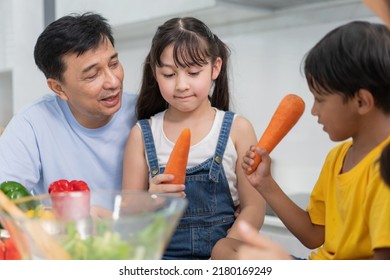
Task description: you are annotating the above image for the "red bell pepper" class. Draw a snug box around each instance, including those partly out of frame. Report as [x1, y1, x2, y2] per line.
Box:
[48, 179, 90, 193]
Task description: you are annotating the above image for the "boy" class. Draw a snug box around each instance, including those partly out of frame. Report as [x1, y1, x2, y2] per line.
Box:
[242, 21, 390, 259]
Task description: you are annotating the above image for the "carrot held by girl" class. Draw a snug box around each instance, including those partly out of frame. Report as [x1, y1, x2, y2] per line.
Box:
[122, 17, 265, 260]
[163, 128, 191, 184]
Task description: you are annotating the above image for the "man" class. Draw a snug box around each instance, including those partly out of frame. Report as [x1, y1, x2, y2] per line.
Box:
[0, 12, 137, 194]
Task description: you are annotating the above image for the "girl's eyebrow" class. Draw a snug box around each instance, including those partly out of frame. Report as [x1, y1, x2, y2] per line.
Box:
[158, 60, 176, 68]
[158, 63, 172, 67]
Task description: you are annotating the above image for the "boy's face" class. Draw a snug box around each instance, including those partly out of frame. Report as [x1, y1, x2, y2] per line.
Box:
[48, 38, 124, 129]
[310, 91, 359, 141]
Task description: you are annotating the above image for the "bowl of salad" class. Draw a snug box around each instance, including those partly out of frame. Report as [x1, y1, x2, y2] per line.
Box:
[0, 190, 187, 260]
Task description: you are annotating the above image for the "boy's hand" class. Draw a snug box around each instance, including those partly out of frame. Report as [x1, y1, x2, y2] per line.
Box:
[241, 145, 257, 172]
[149, 173, 186, 198]
[242, 146, 273, 190]
[237, 221, 292, 260]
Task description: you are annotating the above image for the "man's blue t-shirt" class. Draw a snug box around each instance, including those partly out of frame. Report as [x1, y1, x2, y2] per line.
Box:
[0, 92, 137, 194]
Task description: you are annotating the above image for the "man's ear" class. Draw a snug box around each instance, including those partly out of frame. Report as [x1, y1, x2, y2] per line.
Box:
[211, 57, 222, 80]
[356, 89, 374, 114]
[47, 78, 68, 101]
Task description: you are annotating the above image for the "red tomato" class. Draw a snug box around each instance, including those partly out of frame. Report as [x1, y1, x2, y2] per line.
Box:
[4, 238, 21, 260]
[0, 239, 5, 260]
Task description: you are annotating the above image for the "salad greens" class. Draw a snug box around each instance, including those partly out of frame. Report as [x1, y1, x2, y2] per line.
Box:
[61, 215, 169, 260]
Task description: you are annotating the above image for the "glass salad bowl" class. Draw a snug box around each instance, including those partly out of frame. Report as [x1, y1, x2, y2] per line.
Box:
[0, 190, 187, 260]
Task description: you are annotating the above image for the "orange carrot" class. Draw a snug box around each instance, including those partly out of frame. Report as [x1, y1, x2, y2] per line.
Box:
[363, 0, 390, 28]
[247, 94, 305, 175]
[164, 128, 191, 184]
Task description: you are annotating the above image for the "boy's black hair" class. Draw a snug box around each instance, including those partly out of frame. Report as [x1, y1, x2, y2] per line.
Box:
[34, 12, 114, 81]
[303, 21, 390, 114]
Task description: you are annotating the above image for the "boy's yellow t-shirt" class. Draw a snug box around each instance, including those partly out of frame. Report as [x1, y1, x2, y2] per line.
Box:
[307, 137, 390, 260]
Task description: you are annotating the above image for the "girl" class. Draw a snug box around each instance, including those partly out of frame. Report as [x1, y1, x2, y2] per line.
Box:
[122, 17, 265, 260]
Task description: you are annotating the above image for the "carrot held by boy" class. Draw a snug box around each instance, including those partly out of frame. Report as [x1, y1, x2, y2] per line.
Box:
[246, 94, 305, 175]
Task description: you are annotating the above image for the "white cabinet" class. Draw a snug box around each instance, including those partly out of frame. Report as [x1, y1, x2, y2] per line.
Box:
[0, 71, 12, 128]
[0, 0, 46, 128]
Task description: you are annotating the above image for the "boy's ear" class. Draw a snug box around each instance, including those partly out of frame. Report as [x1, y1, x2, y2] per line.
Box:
[47, 78, 68, 101]
[356, 89, 374, 114]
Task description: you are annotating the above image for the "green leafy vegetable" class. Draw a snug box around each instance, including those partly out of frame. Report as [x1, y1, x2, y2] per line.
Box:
[61, 215, 169, 260]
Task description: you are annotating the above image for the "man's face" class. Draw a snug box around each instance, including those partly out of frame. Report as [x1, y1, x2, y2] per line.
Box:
[52, 38, 124, 128]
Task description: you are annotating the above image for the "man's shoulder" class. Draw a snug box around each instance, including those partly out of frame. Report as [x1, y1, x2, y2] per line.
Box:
[15, 94, 58, 116]
[9, 94, 63, 129]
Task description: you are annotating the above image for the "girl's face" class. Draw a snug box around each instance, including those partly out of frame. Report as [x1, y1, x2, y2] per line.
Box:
[155, 44, 221, 113]
[311, 91, 359, 141]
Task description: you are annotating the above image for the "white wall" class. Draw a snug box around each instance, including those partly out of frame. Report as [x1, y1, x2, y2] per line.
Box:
[112, 4, 380, 195]
[55, 0, 218, 26]
[0, 0, 381, 194]
[0, 0, 46, 126]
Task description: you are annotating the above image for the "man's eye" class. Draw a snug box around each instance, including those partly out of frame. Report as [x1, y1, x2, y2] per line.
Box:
[110, 61, 119, 68]
[85, 73, 98, 80]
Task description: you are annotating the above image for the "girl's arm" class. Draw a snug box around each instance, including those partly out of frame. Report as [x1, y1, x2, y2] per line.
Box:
[211, 116, 266, 259]
[228, 116, 266, 237]
[122, 125, 149, 191]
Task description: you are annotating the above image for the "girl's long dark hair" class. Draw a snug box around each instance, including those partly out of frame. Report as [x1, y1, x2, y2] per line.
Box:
[136, 17, 231, 120]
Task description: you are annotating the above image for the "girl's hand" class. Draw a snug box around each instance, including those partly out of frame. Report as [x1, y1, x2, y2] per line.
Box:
[237, 221, 292, 260]
[149, 173, 186, 198]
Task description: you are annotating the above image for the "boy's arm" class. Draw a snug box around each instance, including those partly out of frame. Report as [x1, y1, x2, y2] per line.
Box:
[243, 147, 324, 249]
[373, 248, 390, 260]
[237, 221, 292, 260]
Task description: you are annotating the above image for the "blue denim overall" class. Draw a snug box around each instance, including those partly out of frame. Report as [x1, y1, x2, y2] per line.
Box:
[138, 111, 236, 260]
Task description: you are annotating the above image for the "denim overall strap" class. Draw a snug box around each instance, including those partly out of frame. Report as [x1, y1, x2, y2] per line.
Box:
[208, 111, 235, 182]
[138, 119, 160, 178]
[163, 111, 236, 260]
